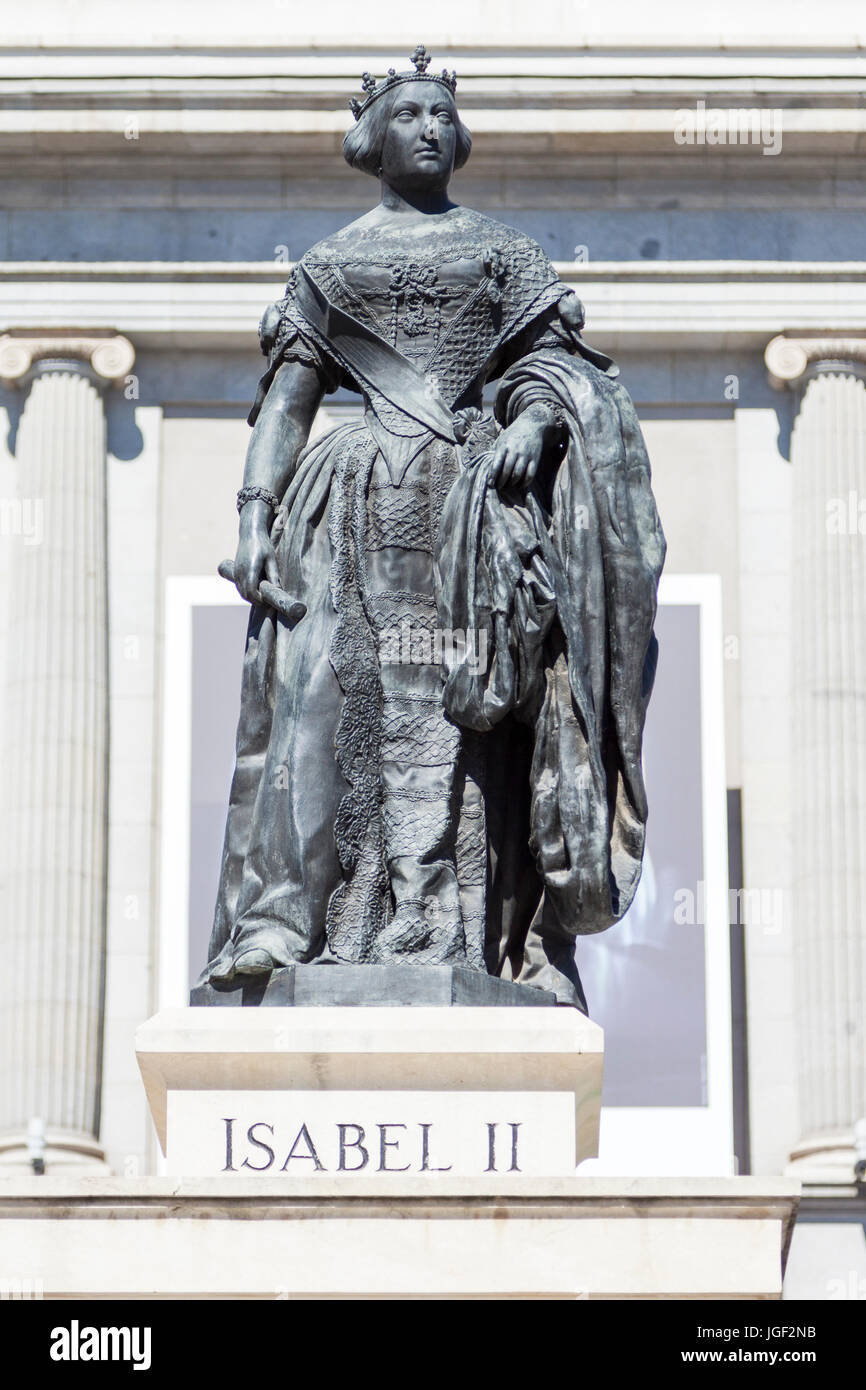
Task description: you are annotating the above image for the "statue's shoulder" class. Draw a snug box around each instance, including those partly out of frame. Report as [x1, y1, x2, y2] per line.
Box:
[454, 209, 554, 268]
[299, 212, 394, 270]
[455, 207, 532, 247]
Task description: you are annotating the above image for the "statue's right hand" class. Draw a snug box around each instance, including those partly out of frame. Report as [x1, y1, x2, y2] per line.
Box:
[234, 506, 280, 604]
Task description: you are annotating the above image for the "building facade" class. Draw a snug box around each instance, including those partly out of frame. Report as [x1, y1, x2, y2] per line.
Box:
[1, 0, 865, 1298]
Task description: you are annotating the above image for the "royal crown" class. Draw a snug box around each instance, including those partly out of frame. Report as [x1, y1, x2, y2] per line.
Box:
[349, 45, 457, 121]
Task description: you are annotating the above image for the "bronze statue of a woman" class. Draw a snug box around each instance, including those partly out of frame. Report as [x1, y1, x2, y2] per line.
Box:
[199, 46, 665, 1009]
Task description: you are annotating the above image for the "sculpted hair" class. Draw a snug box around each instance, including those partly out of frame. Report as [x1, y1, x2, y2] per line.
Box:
[343, 84, 472, 177]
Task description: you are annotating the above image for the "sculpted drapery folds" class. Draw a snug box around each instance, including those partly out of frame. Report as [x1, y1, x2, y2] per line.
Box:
[201, 48, 665, 1008]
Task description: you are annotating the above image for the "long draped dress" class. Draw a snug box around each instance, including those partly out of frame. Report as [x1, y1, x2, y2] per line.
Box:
[204, 206, 666, 1008]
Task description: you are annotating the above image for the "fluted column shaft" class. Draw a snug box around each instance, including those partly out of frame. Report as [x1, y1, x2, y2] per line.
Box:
[766, 335, 866, 1145]
[0, 334, 134, 1154]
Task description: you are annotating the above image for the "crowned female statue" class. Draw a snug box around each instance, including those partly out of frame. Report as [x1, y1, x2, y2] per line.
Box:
[200, 46, 666, 1009]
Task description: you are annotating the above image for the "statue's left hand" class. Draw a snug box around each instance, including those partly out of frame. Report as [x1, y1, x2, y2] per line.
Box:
[487, 413, 549, 490]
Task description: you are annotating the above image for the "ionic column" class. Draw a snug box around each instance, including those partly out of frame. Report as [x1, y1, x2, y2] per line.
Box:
[0, 332, 134, 1173]
[765, 335, 866, 1186]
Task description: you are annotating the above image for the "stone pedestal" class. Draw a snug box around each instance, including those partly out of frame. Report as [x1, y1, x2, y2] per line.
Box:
[136, 1006, 604, 1176]
[80, 1006, 800, 1296]
[0, 1175, 800, 1299]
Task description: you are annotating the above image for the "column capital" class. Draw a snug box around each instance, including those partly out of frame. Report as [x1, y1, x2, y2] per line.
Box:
[0, 331, 135, 387]
[765, 333, 866, 390]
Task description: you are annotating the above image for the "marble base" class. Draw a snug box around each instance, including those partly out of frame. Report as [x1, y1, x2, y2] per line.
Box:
[136, 1006, 604, 1173]
[0, 1176, 800, 1299]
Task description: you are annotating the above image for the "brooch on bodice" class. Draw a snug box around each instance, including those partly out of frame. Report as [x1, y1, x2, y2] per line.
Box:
[385, 247, 508, 343]
[389, 260, 443, 339]
[483, 248, 507, 305]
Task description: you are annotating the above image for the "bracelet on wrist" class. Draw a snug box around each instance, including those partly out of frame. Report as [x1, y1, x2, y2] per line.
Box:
[524, 400, 568, 433]
[542, 402, 569, 432]
[237, 485, 281, 514]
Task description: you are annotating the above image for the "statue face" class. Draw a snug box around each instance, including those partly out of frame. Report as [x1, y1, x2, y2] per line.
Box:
[379, 81, 458, 191]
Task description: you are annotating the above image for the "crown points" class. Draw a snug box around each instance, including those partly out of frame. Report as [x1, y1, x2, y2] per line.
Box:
[350, 46, 458, 121]
[412, 45, 431, 73]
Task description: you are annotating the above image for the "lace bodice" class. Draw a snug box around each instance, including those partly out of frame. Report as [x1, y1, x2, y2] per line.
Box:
[247, 206, 611, 434]
[278, 207, 566, 406]
[322, 253, 492, 370]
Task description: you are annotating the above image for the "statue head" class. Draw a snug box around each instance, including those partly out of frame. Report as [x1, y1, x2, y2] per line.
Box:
[343, 45, 472, 189]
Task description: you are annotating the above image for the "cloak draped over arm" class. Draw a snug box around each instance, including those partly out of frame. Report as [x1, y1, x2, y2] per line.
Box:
[435, 345, 666, 937]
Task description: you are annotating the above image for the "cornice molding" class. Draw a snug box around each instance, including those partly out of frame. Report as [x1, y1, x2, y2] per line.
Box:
[3, 259, 865, 282]
[1, 106, 864, 159]
[1, 267, 864, 357]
